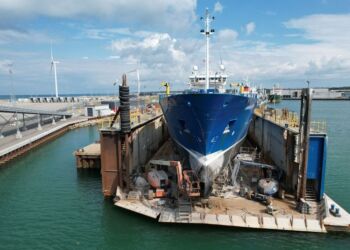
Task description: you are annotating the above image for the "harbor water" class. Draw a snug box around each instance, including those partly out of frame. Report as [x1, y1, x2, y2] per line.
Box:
[0, 101, 349, 249]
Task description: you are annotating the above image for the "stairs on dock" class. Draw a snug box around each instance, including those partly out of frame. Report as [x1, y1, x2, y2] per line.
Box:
[176, 199, 192, 223]
[305, 183, 317, 202]
[304, 182, 319, 215]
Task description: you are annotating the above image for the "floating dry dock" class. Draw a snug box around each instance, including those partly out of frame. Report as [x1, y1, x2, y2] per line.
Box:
[112, 138, 350, 233]
[92, 87, 350, 233]
[115, 193, 349, 233]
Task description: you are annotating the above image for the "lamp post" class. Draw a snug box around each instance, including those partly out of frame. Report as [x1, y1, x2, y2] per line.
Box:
[113, 79, 119, 113]
[6, 63, 15, 105]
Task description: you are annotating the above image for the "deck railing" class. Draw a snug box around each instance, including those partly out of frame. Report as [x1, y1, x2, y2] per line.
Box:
[255, 107, 327, 134]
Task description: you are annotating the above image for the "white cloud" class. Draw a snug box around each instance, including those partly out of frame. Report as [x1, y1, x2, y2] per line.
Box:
[0, 28, 50, 44]
[214, 2, 223, 13]
[186, 13, 350, 86]
[2, 11, 350, 94]
[0, 0, 197, 32]
[111, 33, 186, 64]
[284, 14, 350, 45]
[108, 55, 120, 60]
[108, 32, 189, 91]
[81, 28, 133, 40]
[0, 59, 13, 73]
[217, 29, 238, 41]
[245, 22, 256, 35]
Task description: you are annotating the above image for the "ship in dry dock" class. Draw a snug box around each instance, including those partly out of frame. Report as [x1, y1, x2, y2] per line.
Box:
[159, 9, 257, 194]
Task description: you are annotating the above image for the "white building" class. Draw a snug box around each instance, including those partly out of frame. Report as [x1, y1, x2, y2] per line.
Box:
[279, 88, 347, 99]
[85, 105, 113, 117]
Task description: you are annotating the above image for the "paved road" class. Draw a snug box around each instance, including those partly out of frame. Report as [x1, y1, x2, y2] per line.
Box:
[0, 101, 85, 136]
[0, 116, 87, 155]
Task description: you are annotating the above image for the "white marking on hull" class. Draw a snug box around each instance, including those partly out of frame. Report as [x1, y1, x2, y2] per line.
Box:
[173, 133, 247, 176]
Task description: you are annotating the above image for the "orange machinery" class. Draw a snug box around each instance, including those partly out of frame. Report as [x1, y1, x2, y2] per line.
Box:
[148, 160, 200, 198]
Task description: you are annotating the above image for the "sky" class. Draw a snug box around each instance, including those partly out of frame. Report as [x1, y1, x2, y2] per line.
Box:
[0, 0, 350, 95]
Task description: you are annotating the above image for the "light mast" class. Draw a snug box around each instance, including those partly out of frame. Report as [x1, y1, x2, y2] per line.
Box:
[201, 8, 215, 91]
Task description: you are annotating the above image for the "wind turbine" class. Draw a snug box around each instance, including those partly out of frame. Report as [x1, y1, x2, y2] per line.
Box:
[127, 62, 141, 97]
[50, 42, 59, 98]
[5, 63, 15, 103]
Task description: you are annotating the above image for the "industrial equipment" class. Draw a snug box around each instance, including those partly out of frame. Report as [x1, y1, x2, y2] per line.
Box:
[258, 178, 279, 196]
[146, 169, 168, 198]
[149, 160, 200, 197]
[147, 169, 168, 189]
[246, 191, 272, 205]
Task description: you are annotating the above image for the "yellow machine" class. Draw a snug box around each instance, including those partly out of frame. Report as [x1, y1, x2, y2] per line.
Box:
[230, 82, 241, 87]
[230, 82, 250, 94]
[161, 81, 170, 95]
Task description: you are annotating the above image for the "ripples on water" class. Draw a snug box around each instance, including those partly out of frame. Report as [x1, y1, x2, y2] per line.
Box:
[0, 101, 349, 249]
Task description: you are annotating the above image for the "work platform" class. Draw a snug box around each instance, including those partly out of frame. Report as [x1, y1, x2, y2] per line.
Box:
[115, 193, 349, 233]
[113, 139, 350, 233]
[75, 143, 101, 169]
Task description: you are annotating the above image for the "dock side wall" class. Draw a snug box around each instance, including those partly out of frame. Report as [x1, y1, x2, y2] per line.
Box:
[100, 116, 168, 197]
[130, 117, 168, 172]
[248, 114, 299, 194]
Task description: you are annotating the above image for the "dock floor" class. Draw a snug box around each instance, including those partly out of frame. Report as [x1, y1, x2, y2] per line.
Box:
[115, 197, 328, 233]
[115, 191, 350, 233]
[114, 139, 350, 233]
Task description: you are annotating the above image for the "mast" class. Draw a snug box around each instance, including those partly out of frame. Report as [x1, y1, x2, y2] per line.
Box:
[51, 42, 59, 98]
[201, 8, 215, 91]
[53, 63, 58, 98]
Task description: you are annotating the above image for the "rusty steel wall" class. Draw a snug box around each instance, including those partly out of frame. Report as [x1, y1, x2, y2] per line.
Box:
[100, 131, 121, 197]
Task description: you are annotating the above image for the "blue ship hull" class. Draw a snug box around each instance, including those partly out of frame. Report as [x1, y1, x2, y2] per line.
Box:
[160, 93, 255, 155]
[160, 93, 256, 192]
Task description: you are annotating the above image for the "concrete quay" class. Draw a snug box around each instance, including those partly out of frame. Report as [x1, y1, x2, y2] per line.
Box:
[0, 115, 113, 166]
[0, 117, 88, 165]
